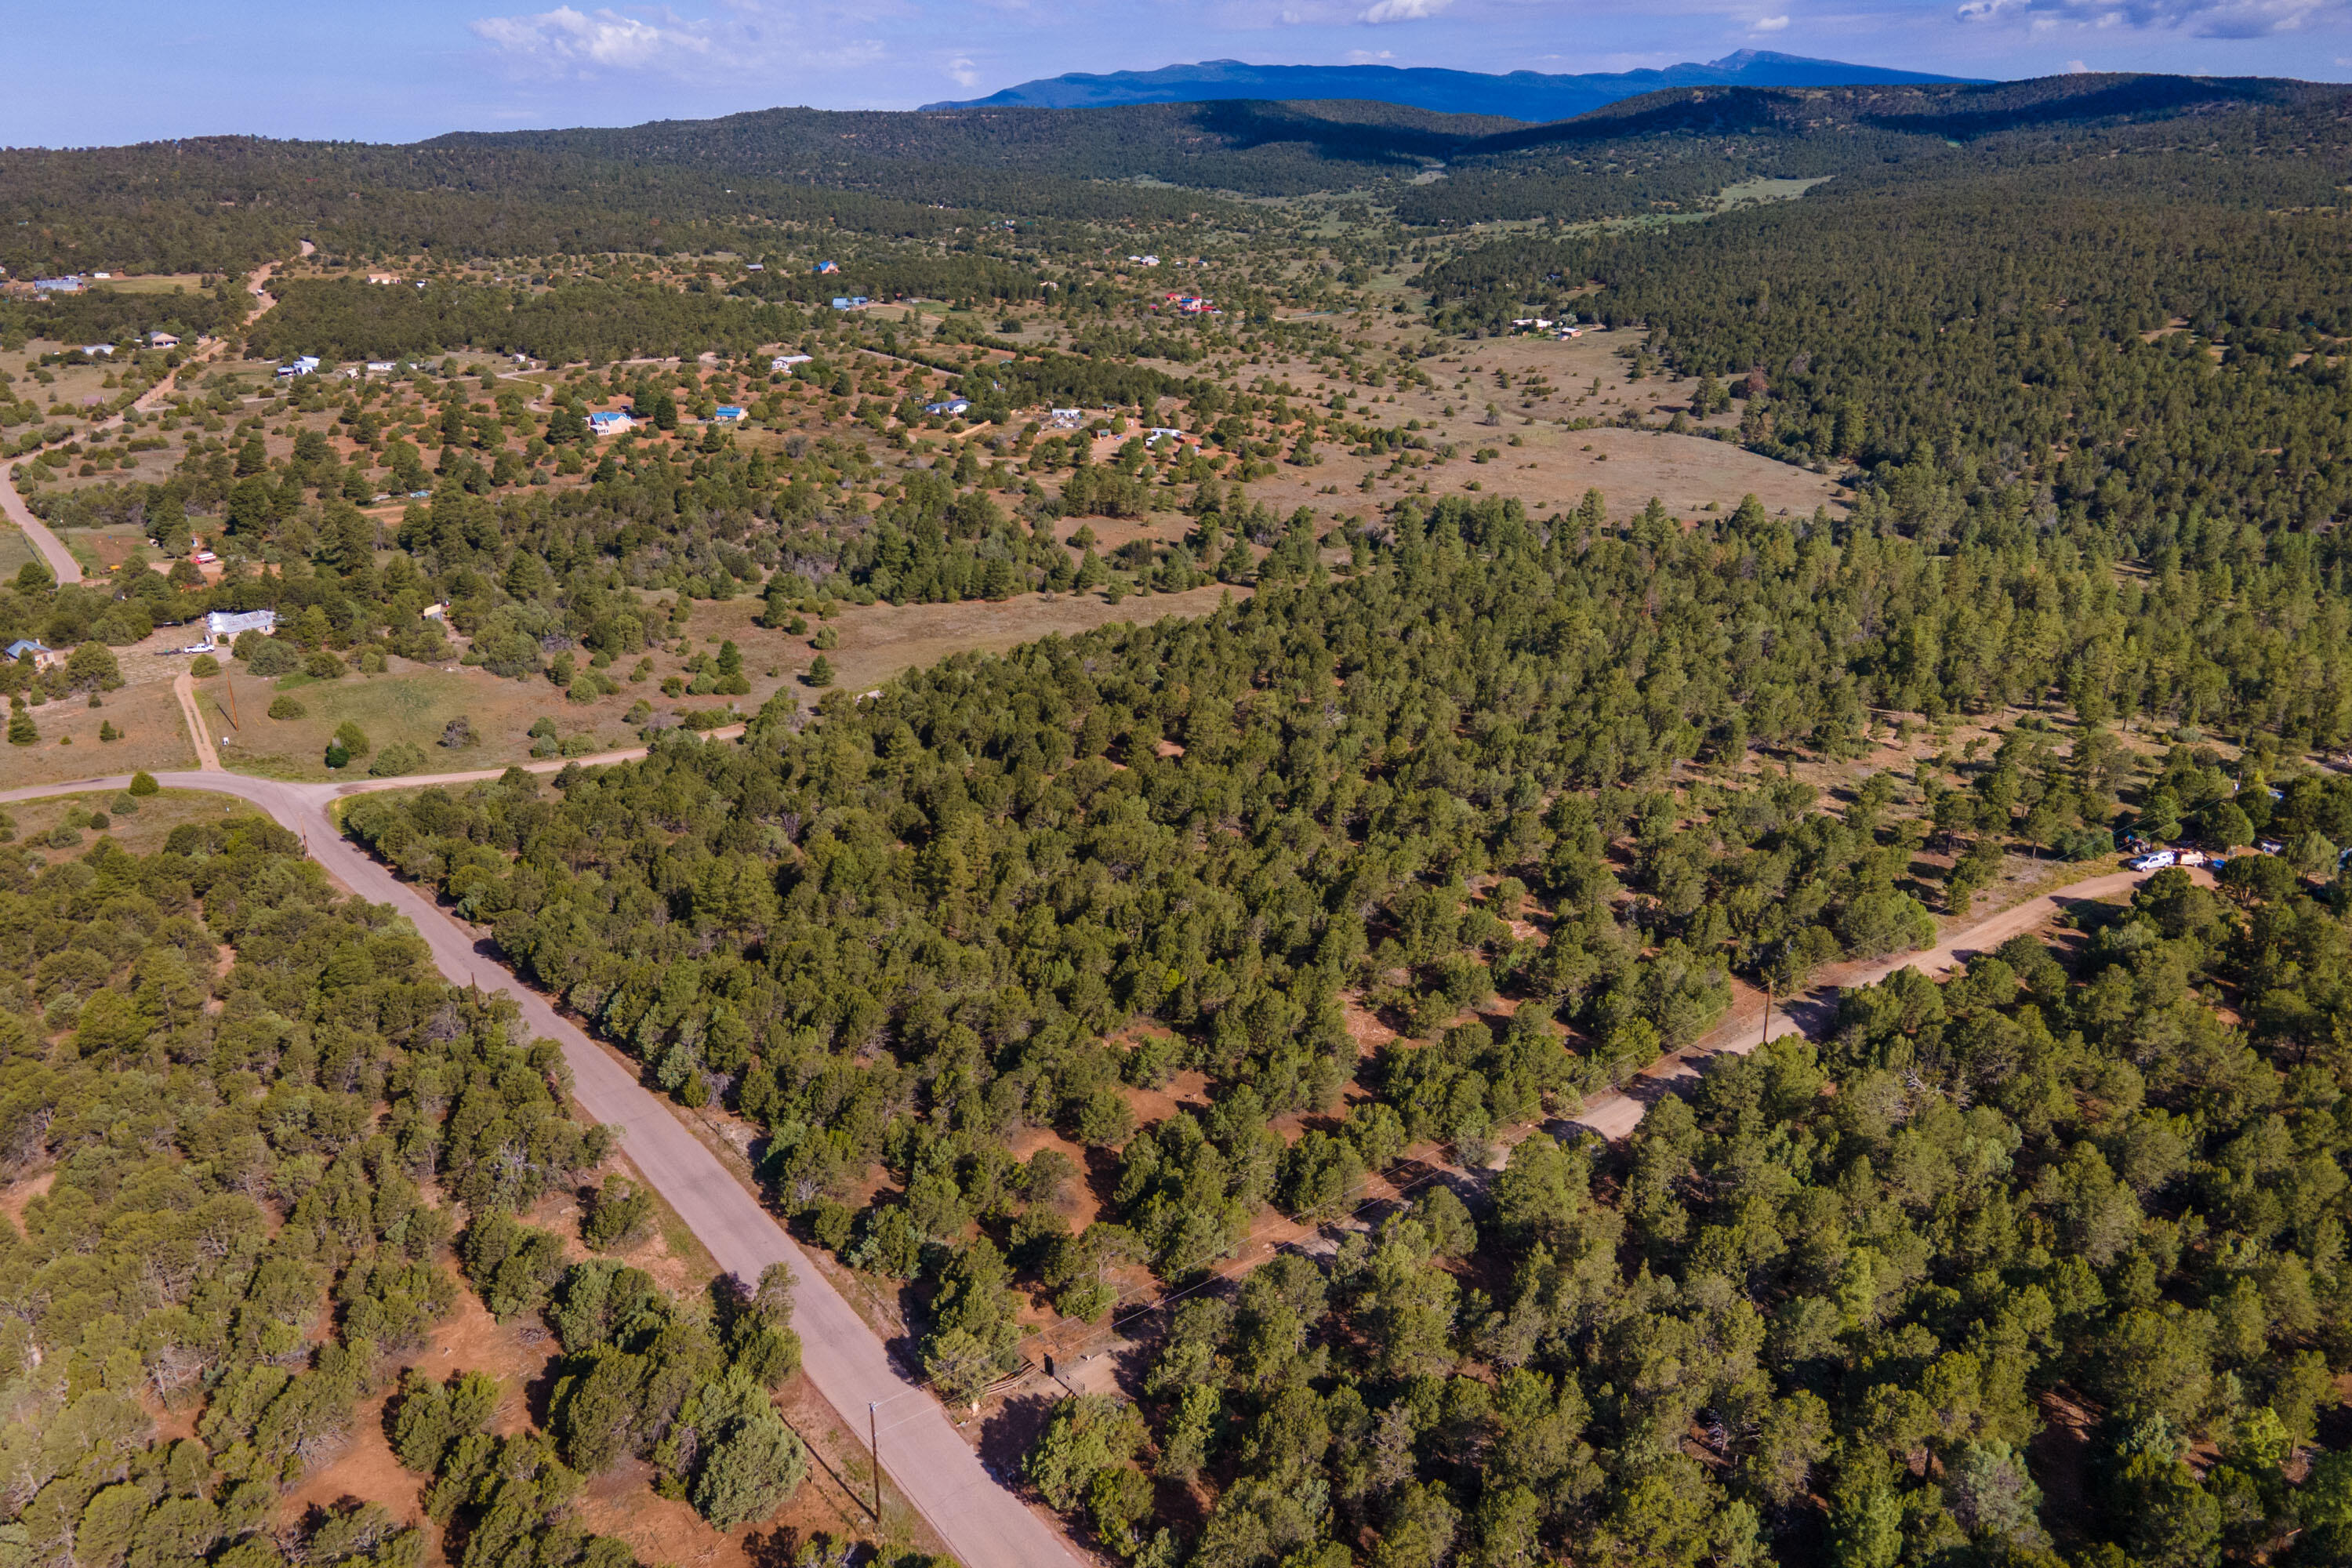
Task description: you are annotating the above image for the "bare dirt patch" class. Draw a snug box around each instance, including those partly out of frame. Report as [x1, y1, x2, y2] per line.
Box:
[0, 1171, 56, 1234]
[277, 1287, 549, 1554]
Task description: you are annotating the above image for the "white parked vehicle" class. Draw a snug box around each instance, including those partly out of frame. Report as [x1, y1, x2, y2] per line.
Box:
[2128, 851, 2178, 872]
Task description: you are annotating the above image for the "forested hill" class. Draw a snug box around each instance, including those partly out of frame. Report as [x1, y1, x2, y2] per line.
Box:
[1395, 72, 2352, 223]
[0, 98, 1493, 276]
[421, 98, 1518, 200]
[4, 70, 2350, 275]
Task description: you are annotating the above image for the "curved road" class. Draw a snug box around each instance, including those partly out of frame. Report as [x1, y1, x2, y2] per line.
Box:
[1, 245, 306, 586]
[0, 746, 1076, 1568]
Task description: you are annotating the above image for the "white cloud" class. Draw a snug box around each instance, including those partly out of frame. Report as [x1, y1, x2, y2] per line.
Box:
[472, 2, 890, 80]
[1345, 46, 1397, 58]
[1955, 0, 2344, 35]
[946, 55, 981, 85]
[1359, 0, 1450, 21]
[1750, 13, 1791, 26]
[470, 6, 714, 73]
[2065, 54, 2092, 64]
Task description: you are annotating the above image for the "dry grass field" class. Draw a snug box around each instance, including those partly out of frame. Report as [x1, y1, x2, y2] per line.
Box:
[207, 659, 635, 781]
[5, 677, 197, 785]
[2, 339, 122, 436]
[1168, 322, 1852, 530]
[172, 576, 1243, 782]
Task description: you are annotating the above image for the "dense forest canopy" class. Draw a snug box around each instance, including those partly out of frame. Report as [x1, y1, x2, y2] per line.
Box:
[330, 492, 2352, 1566]
[0, 818, 654, 1568]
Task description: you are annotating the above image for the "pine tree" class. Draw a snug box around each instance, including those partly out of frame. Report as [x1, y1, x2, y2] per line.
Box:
[7, 699, 35, 747]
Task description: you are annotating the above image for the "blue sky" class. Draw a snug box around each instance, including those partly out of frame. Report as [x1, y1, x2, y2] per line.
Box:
[5, 0, 2348, 146]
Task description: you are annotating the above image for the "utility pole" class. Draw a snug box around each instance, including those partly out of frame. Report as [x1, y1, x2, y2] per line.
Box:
[868, 1402, 882, 1523]
[223, 668, 239, 730]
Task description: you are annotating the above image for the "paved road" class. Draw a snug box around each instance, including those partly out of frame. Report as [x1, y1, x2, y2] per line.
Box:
[0, 246, 303, 587]
[0, 455, 81, 584]
[1566, 864, 2209, 1139]
[0, 749, 1075, 1568]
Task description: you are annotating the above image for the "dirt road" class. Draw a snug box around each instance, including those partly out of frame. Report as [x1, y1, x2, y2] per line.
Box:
[171, 673, 223, 771]
[1566, 864, 2206, 1139]
[0, 245, 306, 587]
[0, 749, 1076, 1568]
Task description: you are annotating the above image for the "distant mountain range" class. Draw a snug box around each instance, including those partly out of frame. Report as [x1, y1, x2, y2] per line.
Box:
[921, 51, 1992, 123]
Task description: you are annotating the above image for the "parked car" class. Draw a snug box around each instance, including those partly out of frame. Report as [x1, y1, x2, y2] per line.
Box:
[2128, 851, 2178, 872]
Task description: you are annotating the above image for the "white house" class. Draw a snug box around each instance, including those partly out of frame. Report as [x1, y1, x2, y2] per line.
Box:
[711, 406, 746, 423]
[366, 274, 402, 285]
[147, 332, 180, 349]
[199, 608, 278, 650]
[772, 354, 813, 371]
[79, 344, 117, 358]
[924, 397, 971, 416]
[365, 361, 398, 374]
[588, 411, 634, 436]
[276, 356, 321, 379]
